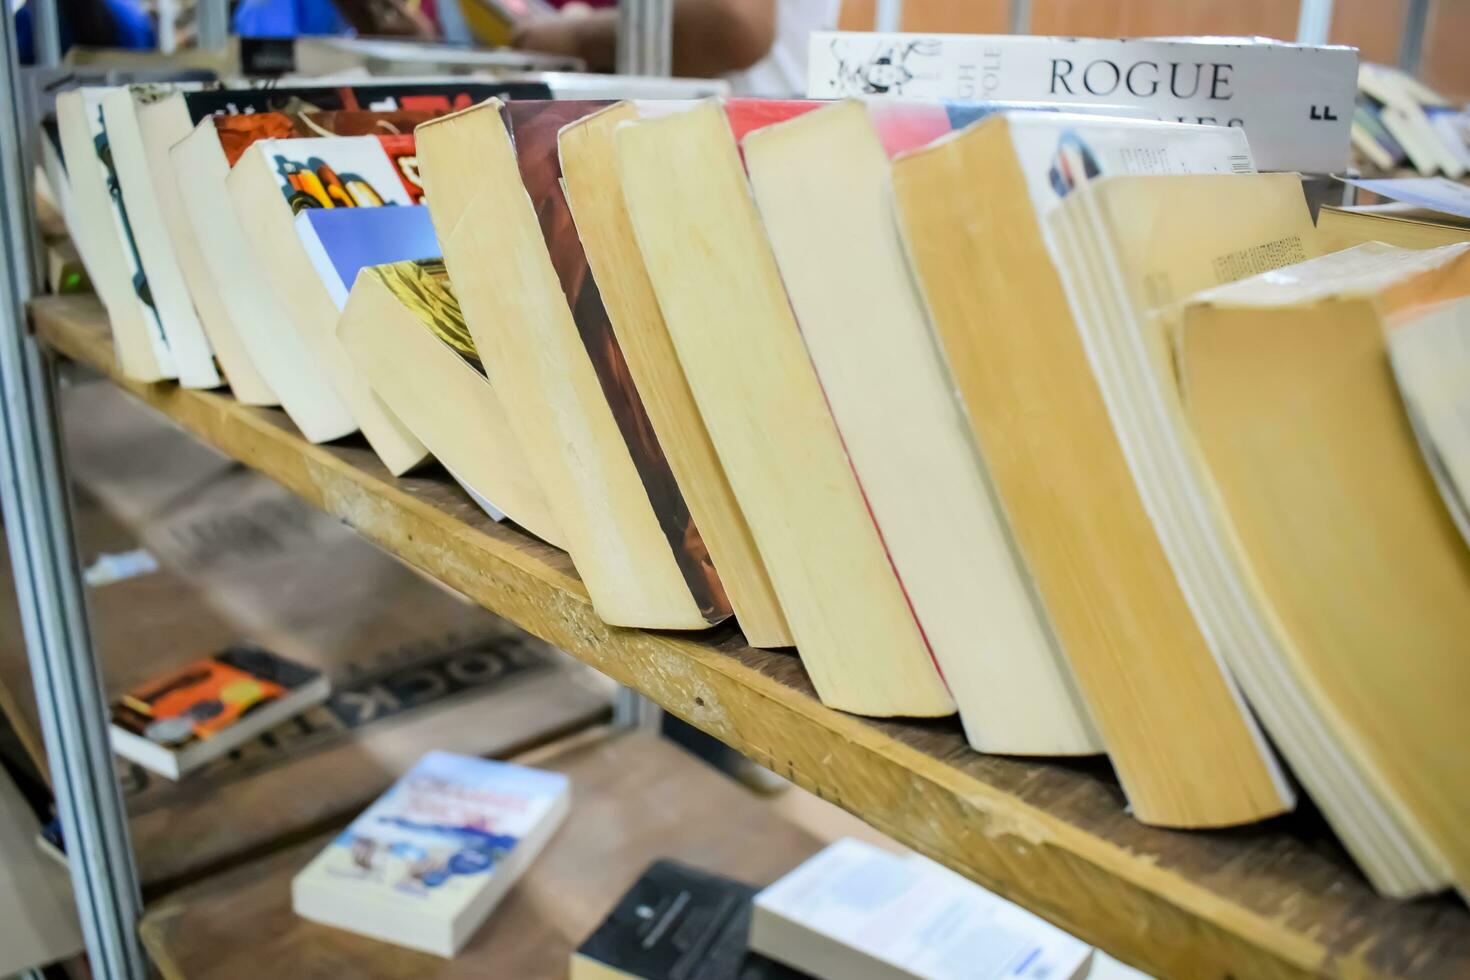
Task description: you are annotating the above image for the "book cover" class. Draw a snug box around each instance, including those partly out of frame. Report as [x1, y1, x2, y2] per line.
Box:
[177, 80, 552, 127]
[260, 134, 416, 214]
[292, 751, 570, 956]
[573, 860, 808, 980]
[295, 204, 440, 309]
[505, 100, 730, 623]
[109, 644, 324, 758]
[807, 33, 1356, 173]
[374, 258, 482, 373]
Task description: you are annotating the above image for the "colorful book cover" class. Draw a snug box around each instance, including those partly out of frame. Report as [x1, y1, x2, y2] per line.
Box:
[370, 259, 483, 374]
[505, 100, 732, 623]
[258, 135, 417, 215]
[299, 752, 568, 913]
[213, 109, 435, 168]
[109, 645, 321, 752]
[295, 204, 440, 309]
[179, 81, 552, 127]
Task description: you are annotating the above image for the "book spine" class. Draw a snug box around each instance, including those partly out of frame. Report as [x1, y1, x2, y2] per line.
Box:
[805, 33, 1356, 173]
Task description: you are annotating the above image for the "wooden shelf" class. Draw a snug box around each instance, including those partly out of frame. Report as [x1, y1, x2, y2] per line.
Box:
[35, 295, 1470, 980]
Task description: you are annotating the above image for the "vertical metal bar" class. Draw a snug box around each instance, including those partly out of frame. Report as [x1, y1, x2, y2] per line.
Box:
[616, 0, 672, 77]
[0, 17, 147, 980]
[196, 0, 230, 52]
[157, 0, 177, 54]
[1008, 0, 1031, 35]
[874, 0, 904, 33]
[1296, 0, 1335, 45]
[31, 0, 61, 67]
[1399, 0, 1431, 75]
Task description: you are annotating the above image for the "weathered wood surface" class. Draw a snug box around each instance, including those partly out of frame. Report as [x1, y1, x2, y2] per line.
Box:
[36, 295, 1470, 980]
[141, 729, 825, 979]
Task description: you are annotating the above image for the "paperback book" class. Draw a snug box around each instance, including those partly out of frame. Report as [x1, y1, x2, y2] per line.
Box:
[292, 751, 570, 957]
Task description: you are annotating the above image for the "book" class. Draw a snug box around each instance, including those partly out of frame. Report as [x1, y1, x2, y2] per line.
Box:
[571, 860, 808, 980]
[1178, 243, 1470, 899]
[54, 88, 176, 382]
[806, 33, 1358, 173]
[291, 751, 570, 957]
[558, 101, 792, 648]
[109, 644, 330, 779]
[1359, 62, 1463, 177]
[418, 99, 732, 631]
[100, 86, 222, 390]
[890, 112, 1290, 827]
[1317, 203, 1470, 252]
[228, 135, 429, 474]
[295, 204, 440, 310]
[751, 839, 1093, 980]
[337, 258, 567, 547]
[459, 0, 554, 47]
[741, 98, 1099, 754]
[1351, 97, 1407, 172]
[615, 99, 954, 718]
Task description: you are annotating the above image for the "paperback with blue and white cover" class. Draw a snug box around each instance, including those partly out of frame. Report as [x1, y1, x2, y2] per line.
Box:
[292, 751, 570, 957]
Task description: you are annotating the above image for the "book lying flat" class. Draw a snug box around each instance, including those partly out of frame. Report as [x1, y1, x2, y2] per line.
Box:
[1180, 243, 1470, 899]
[292, 751, 570, 957]
[110, 644, 330, 780]
[891, 112, 1289, 827]
[616, 99, 954, 718]
[337, 258, 566, 547]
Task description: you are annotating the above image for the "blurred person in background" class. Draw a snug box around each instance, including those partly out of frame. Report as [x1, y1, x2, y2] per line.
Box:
[514, 0, 840, 94]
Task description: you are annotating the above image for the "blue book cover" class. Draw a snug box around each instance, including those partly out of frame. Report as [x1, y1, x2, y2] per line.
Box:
[295, 204, 441, 310]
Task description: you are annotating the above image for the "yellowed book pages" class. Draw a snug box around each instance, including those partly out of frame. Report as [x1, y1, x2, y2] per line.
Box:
[1317, 205, 1470, 253]
[558, 102, 793, 648]
[1180, 242, 1470, 898]
[337, 260, 565, 549]
[226, 142, 429, 476]
[416, 100, 711, 631]
[743, 99, 1097, 753]
[891, 113, 1289, 826]
[616, 100, 953, 718]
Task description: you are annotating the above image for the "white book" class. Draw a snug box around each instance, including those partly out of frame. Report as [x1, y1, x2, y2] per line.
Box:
[292, 752, 569, 957]
[752, 839, 1093, 980]
[806, 33, 1356, 173]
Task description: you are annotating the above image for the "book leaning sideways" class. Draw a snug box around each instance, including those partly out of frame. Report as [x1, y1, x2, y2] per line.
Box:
[292, 752, 570, 957]
[109, 644, 330, 779]
[806, 33, 1357, 172]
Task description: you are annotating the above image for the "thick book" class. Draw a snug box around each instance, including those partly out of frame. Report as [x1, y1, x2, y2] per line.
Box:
[1180, 243, 1470, 900]
[751, 839, 1093, 980]
[806, 33, 1357, 173]
[742, 97, 1102, 755]
[109, 644, 330, 780]
[571, 860, 807, 980]
[891, 112, 1289, 828]
[228, 135, 429, 474]
[418, 100, 731, 631]
[291, 751, 570, 957]
[615, 98, 954, 719]
[337, 258, 566, 547]
[559, 101, 792, 648]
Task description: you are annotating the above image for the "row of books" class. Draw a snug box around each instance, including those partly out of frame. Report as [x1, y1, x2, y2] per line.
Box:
[43, 71, 1469, 902]
[1354, 62, 1470, 176]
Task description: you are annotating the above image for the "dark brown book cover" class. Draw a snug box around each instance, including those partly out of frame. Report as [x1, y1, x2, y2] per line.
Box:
[504, 101, 731, 624]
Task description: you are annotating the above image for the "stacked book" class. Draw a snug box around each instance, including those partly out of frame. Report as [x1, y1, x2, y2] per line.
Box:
[1354, 62, 1470, 176]
[43, 34, 1470, 905]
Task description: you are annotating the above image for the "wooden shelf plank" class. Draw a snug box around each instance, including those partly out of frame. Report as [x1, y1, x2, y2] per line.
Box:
[34, 295, 1470, 980]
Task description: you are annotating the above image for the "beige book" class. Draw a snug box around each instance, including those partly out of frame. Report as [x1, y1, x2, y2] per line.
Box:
[337, 259, 565, 548]
[616, 100, 953, 718]
[416, 100, 716, 631]
[1317, 204, 1470, 253]
[227, 138, 428, 475]
[1049, 174, 1453, 895]
[891, 112, 1289, 827]
[55, 89, 175, 382]
[741, 99, 1097, 752]
[135, 99, 277, 405]
[559, 102, 793, 649]
[171, 120, 356, 442]
[1180, 242, 1470, 899]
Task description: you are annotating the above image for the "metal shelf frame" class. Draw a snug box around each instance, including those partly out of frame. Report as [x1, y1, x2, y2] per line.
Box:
[0, 0, 1437, 976]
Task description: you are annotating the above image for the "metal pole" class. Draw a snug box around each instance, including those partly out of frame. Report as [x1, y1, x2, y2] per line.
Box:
[31, 0, 61, 67]
[1008, 0, 1031, 35]
[1295, 0, 1334, 45]
[1399, 0, 1430, 75]
[0, 18, 147, 980]
[196, 0, 230, 52]
[616, 0, 672, 77]
[874, 0, 903, 33]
